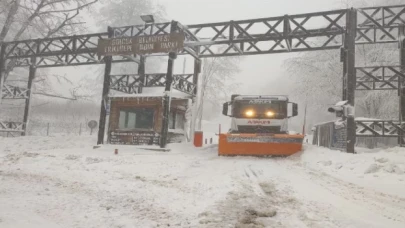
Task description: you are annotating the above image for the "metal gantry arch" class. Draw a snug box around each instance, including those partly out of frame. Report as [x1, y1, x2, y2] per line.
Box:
[1, 4, 405, 152]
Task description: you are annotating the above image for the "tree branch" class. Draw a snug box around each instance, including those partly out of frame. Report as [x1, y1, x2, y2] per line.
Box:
[39, 0, 98, 15]
[45, 10, 80, 37]
[13, 0, 46, 41]
[0, 0, 21, 42]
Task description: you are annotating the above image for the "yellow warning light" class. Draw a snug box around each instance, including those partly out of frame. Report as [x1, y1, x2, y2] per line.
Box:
[266, 111, 275, 117]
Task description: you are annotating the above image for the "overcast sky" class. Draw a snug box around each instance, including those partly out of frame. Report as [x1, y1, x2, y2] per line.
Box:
[157, 0, 343, 23]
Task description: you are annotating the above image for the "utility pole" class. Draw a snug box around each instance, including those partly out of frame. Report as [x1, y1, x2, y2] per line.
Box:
[97, 26, 113, 145]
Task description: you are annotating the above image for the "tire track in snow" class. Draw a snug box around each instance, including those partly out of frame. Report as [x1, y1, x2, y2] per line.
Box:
[242, 165, 267, 197]
[241, 164, 345, 228]
[196, 162, 342, 228]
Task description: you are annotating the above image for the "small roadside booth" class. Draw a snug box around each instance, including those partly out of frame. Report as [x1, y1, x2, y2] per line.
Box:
[107, 90, 191, 146]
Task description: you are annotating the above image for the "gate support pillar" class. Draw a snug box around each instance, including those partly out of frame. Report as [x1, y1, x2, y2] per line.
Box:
[399, 25, 405, 146]
[160, 21, 178, 148]
[190, 49, 201, 143]
[344, 8, 357, 153]
[0, 44, 6, 112]
[22, 56, 37, 136]
[160, 51, 176, 148]
[137, 55, 145, 93]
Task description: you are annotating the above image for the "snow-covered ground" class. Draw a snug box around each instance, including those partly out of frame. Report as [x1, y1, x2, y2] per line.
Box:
[1, 134, 405, 228]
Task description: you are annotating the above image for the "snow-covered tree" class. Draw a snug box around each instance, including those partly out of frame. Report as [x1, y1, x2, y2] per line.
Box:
[96, 0, 166, 29]
[197, 56, 242, 128]
[0, 0, 99, 118]
[0, 0, 97, 43]
[283, 0, 402, 129]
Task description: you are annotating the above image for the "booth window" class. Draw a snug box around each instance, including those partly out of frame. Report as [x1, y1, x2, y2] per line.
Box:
[169, 112, 175, 129]
[175, 113, 185, 129]
[118, 108, 154, 130]
[168, 110, 185, 130]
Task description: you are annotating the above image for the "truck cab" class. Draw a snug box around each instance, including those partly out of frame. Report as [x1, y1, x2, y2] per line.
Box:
[222, 95, 298, 134]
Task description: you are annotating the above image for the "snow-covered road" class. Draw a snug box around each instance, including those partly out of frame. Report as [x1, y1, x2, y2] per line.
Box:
[1, 135, 405, 228]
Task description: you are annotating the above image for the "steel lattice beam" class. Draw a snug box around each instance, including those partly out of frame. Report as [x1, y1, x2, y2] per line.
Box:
[113, 23, 173, 37]
[109, 74, 143, 94]
[185, 10, 347, 57]
[111, 6, 405, 57]
[172, 74, 196, 95]
[356, 66, 405, 90]
[358, 5, 405, 27]
[4, 33, 105, 60]
[109, 73, 196, 95]
[1, 5, 404, 63]
[356, 5, 405, 44]
[0, 121, 24, 133]
[1, 84, 29, 99]
[112, 10, 348, 57]
[356, 120, 405, 137]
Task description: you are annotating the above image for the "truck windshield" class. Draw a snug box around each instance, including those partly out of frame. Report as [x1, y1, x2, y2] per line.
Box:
[232, 101, 286, 119]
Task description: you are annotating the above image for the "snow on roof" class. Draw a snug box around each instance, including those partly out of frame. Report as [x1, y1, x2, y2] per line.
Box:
[312, 120, 335, 126]
[355, 117, 383, 121]
[233, 95, 289, 101]
[109, 87, 192, 99]
[335, 100, 349, 106]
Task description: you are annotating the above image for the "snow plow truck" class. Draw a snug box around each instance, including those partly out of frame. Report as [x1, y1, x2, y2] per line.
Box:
[219, 95, 304, 156]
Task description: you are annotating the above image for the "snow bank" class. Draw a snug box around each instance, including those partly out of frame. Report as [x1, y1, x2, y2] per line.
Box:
[296, 144, 405, 197]
[1, 133, 405, 227]
[0, 135, 95, 155]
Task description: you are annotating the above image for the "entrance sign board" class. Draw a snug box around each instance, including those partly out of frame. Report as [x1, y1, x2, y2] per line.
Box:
[97, 37, 134, 56]
[97, 32, 185, 56]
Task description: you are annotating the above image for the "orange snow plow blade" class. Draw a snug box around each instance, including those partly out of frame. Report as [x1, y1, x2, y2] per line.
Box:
[218, 133, 304, 156]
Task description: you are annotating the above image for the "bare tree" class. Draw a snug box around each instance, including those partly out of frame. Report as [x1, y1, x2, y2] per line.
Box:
[1, 0, 98, 42]
[284, 41, 399, 122]
[0, 0, 21, 42]
[97, 0, 166, 29]
[0, 0, 100, 100]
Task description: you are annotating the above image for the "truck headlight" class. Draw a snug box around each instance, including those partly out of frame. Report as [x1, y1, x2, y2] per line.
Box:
[266, 111, 275, 117]
[245, 110, 254, 117]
